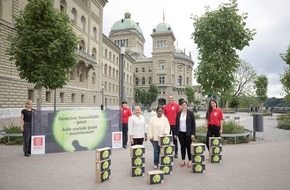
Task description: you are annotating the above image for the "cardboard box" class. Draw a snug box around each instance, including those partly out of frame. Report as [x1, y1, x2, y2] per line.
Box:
[160, 155, 174, 166]
[96, 147, 111, 161]
[192, 163, 206, 173]
[130, 145, 145, 158]
[96, 169, 111, 183]
[159, 165, 173, 175]
[132, 166, 145, 177]
[96, 159, 111, 172]
[158, 135, 173, 146]
[190, 143, 206, 155]
[131, 157, 145, 167]
[210, 154, 222, 163]
[191, 154, 206, 164]
[160, 145, 175, 156]
[147, 170, 164, 185]
[210, 146, 222, 154]
[209, 137, 222, 147]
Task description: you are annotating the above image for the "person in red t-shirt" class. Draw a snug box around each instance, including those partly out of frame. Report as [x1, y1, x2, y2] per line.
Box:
[121, 101, 132, 149]
[205, 99, 224, 150]
[164, 95, 180, 158]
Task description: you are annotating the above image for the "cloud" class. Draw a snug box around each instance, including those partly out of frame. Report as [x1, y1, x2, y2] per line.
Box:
[103, 0, 290, 98]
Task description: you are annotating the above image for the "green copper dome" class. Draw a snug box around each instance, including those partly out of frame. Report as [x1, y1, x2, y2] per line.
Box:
[153, 22, 173, 33]
[111, 12, 143, 35]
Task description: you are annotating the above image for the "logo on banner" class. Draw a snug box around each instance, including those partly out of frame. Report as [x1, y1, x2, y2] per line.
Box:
[31, 135, 45, 154]
[112, 132, 122, 149]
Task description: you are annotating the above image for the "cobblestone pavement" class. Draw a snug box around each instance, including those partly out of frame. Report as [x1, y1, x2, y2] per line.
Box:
[0, 111, 290, 190]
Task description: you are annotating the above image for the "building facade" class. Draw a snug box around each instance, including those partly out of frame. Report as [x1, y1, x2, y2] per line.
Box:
[0, 0, 202, 117]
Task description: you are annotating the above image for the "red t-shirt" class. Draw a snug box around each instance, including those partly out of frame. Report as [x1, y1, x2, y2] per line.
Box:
[164, 102, 180, 125]
[121, 107, 132, 124]
[208, 108, 223, 127]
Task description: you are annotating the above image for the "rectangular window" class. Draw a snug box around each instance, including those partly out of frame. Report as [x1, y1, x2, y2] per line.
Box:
[60, 93, 64, 103]
[28, 90, 34, 102]
[46, 91, 51, 103]
[81, 94, 84, 103]
[71, 93, 75, 103]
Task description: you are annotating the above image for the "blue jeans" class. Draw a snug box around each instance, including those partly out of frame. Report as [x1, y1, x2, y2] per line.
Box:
[151, 141, 160, 166]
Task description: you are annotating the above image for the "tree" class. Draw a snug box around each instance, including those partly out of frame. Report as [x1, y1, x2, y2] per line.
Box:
[233, 60, 257, 98]
[147, 84, 158, 107]
[254, 75, 268, 106]
[185, 86, 195, 106]
[280, 44, 290, 97]
[191, 0, 256, 99]
[8, 0, 77, 109]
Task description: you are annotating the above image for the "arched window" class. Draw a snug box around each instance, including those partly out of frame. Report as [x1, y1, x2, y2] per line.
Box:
[71, 8, 77, 25]
[142, 77, 145, 85]
[116, 70, 119, 79]
[93, 27, 97, 39]
[92, 72, 96, 85]
[113, 55, 115, 62]
[112, 68, 115, 78]
[105, 49, 107, 57]
[92, 48, 96, 58]
[79, 67, 86, 82]
[79, 40, 85, 51]
[186, 77, 189, 85]
[109, 66, 111, 77]
[135, 78, 139, 85]
[109, 52, 111, 60]
[60, 0, 67, 13]
[81, 16, 86, 32]
[142, 67, 145, 72]
[178, 75, 182, 86]
[104, 64, 107, 75]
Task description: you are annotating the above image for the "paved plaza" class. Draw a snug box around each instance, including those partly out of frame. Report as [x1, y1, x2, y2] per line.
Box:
[1, 111, 290, 190]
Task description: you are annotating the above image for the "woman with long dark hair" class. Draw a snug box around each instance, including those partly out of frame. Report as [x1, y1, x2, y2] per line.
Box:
[205, 99, 224, 150]
[175, 100, 196, 168]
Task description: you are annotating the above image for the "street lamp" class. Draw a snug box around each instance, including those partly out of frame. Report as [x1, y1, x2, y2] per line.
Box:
[120, 46, 126, 103]
[101, 84, 104, 110]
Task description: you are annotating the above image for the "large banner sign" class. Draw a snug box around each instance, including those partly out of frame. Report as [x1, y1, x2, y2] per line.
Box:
[32, 109, 121, 153]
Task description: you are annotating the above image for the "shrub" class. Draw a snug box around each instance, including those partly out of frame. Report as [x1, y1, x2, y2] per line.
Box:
[195, 121, 250, 144]
[0, 123, 23, 145]
[277, 115, 290, 130]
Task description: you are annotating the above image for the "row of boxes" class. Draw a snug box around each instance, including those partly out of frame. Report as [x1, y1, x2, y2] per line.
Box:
[209, 137, 222, 163]
[95, 147, 112, 183]
[146, 135, 174, 185]
[191, 143, 206, 173]
[130, 145, 145, 177]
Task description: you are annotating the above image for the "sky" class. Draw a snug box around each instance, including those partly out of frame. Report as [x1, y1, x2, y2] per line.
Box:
[103, 0, 290, 98]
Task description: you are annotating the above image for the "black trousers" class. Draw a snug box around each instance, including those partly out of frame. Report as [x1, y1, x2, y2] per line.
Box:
[132, 138, 144, 146]
[206, 125, 221, 150]
[122, 123, 128, 146]
[170, 125, 178, 155]
[23, 122, 31, 154]
[178, 132, 191, 161]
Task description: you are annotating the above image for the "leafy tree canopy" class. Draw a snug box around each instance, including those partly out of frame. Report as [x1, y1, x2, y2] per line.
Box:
[8, 0, 77, 89]
[185, 86, 195, 105]
[191, 0, 256, 98]
[254, 75, 268, 103]
[280, 44, 290, 95]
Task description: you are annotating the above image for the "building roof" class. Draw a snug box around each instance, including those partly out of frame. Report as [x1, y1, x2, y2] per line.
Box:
[153, 22, 173, 33]
[111, 12, 143, 35]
